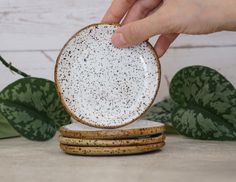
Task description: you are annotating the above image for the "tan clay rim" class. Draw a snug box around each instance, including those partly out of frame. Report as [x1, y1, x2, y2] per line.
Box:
[59, 134, 165, 147]
[59, 124, 165, 139]
[54, 23, 161, 129]
[60, 142, 165, 156]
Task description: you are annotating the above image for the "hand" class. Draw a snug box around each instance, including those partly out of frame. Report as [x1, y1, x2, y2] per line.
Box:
[102, 0, 236, 57]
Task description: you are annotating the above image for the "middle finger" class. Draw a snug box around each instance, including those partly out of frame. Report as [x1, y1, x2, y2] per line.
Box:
[122, 0, 162, 24]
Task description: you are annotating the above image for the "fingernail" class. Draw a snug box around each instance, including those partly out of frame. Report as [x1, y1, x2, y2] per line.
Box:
[112, 33, 127, 47]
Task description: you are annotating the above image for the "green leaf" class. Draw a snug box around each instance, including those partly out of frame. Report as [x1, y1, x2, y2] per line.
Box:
[0, 77, 71, 141]
[142, 98, 176, 124]
[0, 113, 20, 139]
[170, 65, 236, 140]
[142, 98, 178, 134]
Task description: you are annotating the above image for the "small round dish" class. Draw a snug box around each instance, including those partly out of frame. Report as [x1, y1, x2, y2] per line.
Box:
[59, 134, 165, 147]
[60, 142, 165, 156]
[55, 23, 161, 128]
[59, 119, 165, 139]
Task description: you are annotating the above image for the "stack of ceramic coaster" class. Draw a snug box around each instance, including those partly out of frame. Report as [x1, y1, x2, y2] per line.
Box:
[55, 23, 163, 156]
[59, 120, 165, 155]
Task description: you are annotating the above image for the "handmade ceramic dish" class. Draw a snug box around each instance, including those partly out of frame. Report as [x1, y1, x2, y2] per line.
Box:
[59, 134, 165, 147]
[60, 142, 165, 156]
[59, 119, 165, 139]
[55, 23, 161, 128]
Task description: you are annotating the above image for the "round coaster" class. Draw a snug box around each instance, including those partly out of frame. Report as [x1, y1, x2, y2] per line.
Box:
[55, 23, 161, 128]
[60, 142, 165, 156]
[59, 119, 165, 139]
[59, 134, 165, 147]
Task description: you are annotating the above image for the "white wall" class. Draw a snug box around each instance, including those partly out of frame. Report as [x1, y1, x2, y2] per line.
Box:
[0, 0, 236, 102]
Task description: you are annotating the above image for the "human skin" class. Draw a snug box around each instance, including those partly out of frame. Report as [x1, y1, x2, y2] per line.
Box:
[102, 0, 236, 57]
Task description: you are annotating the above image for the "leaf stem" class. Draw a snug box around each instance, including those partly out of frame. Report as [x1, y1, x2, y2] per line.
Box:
[0, 55, 30, 77]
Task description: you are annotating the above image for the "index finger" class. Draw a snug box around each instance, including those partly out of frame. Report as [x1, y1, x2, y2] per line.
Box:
[102, 0, 137, 23]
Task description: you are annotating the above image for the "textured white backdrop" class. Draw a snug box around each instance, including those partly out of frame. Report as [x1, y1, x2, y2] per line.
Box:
[0, 0, 236, 102]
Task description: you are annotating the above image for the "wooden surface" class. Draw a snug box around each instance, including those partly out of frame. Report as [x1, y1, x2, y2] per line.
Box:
[0, 1, 236, 181]
[1, 135, 236, 182]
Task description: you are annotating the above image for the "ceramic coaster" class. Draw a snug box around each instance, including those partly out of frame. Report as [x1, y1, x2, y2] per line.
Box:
[55, 23, 161, 128]
[60, 142, 165, 156]
[59, 119, 165, 139]
[59, 134, 165, 147]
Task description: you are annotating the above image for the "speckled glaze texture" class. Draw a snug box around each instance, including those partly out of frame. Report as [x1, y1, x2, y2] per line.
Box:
[59, 119, 165, 139]
[55, 23, 161, 128]
[60, 142, 165, 156]
[59, 134, 165, 147]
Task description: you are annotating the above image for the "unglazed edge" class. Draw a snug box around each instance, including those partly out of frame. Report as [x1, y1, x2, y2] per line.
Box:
[60, 142, 165, 156]
[59, 134, 165, 146]
[59, 125, 165, 139]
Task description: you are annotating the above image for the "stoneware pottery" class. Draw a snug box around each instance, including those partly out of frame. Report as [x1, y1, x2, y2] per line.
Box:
[55, 23, 161, 128]
[60, 142, 165, 156]
[59, 119, 165, 139]
[59, 134, 165, 147]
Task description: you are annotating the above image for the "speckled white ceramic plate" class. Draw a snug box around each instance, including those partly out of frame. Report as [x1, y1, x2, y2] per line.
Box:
[55, 23, 161, 128]
[59, 119, 165, 139]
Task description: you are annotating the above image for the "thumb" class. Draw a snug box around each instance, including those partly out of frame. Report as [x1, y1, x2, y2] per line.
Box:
[112, 13, 171, 47]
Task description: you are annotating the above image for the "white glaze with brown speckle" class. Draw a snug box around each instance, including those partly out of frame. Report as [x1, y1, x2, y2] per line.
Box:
[55, 23, 161, 128]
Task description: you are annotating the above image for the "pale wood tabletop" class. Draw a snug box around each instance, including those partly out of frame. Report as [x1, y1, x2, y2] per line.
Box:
[1, 135, 236, 182]
[0, 1, 236, 182]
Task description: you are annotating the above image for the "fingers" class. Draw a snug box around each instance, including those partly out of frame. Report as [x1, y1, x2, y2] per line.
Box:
[102, 0, 137, 23]
[122, 0, 162, 24]
[112, 12, 170, 47]
[103, 0, 178, 57]
[154, 33, 179, 57]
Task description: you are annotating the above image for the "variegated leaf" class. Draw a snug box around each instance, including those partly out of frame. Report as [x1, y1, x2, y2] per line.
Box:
[142, 98, 176, 124]
[142, 98, 178, 134]
[172, 107, 236, 140]
[0, 77, 71, 141]
[170, 65, 236, 140]
[0, 113, 20, 139]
